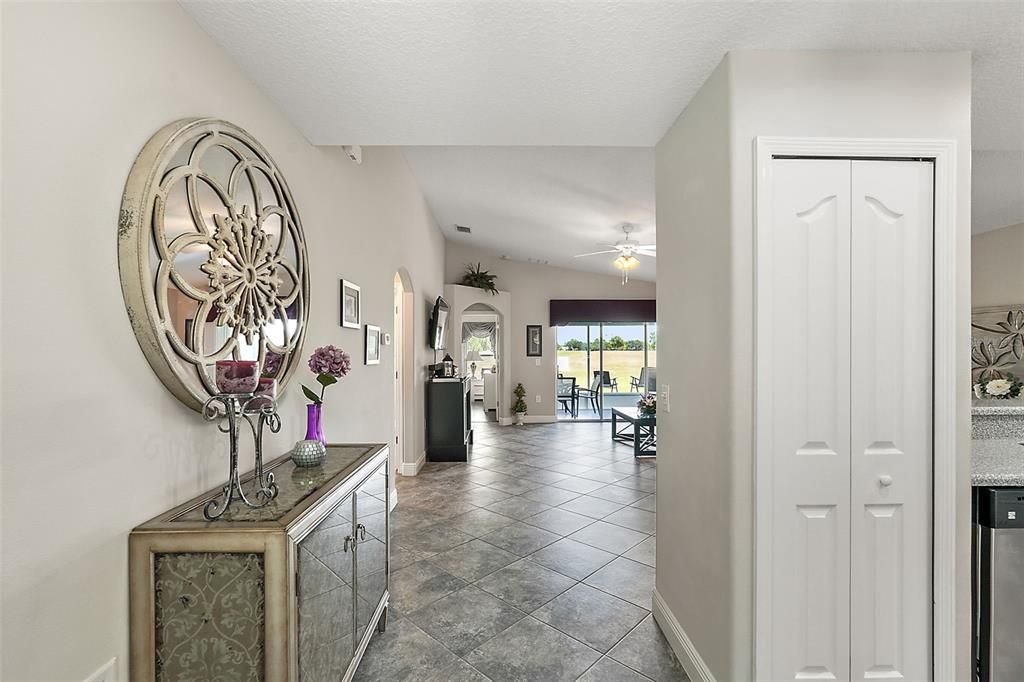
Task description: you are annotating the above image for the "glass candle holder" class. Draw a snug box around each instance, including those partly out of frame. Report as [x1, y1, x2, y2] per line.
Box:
[215, 360, 259, 394]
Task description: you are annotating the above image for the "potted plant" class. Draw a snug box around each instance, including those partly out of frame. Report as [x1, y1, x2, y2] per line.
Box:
[459, 262, 499, 295]
[512, 382, 528, 426]
[637, 393, 657, 417]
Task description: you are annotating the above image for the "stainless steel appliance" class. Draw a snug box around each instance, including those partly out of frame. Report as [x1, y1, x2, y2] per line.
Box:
[977, 487, 1024, 682]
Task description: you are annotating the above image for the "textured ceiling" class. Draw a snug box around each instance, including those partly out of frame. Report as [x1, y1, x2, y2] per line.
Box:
[184, 1, 1021, 149]
[182, 0, 1023, 266]
[403, 147, 656, 281]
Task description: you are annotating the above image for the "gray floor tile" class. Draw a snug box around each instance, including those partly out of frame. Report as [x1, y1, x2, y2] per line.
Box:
[485, 495, 554, 520]
[547, 462, 596, 476]
[532, 583, 648, 653]
[524, 507, 597, 536]
[393, 523, 475, 557]
[604, 507, 657, 534]
[389, 561, 467, 616]
[461, 485, 514, 507]
[569, 521, 648, 554]
[584, 557, 656, 610]
[465, 617, 602, 682]
[622, 535, 656, 568]
[614, 476, 657, 494]
[552, 476, 608, 494]
[428, 657, 492, 682]
[608, 615, 687, 681]
[589, 484, 651, 505]
[520, 485, 582, 506]
[475, 559, 577, 611]
[577, 656, 654, 681]
[485, 476, 545, 495]
[389, 545, 429, 571]
[428, 539, 520, 582]
[448, 508, 518, 537]
[576, 469, 631, 484]
[528, 538, 618, 580]
[480, 521, 561, 556]
[559, 495, 626, 519]
[630, 494, 657, 512]
[353, 618, 462, 681]
[408, 585, 526, 656]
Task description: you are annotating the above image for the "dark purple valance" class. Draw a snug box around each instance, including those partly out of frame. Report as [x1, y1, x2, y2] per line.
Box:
[549, 299, 656, 326]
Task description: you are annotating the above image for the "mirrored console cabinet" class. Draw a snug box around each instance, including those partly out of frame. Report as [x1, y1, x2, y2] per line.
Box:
[129, 444, 390, 681]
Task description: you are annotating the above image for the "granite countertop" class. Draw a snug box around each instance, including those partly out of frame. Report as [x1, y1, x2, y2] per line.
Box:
[972, 404, 1024, 416]
[972, 438, 1024, 487]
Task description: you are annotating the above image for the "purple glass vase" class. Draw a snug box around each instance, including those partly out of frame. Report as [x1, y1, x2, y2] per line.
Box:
[305, 403, 326, 444]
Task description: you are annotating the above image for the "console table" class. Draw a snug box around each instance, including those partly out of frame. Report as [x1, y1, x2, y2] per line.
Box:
[611, 407, 656, 458]
[129, 443, 390, 681]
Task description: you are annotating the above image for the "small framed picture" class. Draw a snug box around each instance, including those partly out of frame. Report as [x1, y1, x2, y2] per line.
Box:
[526, 324, 543, 357]
[340, 280, 361, 329]
[365, 324, 382, 365]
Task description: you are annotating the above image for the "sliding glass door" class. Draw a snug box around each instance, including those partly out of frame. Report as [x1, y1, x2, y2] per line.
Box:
[555, 321, 656, 421]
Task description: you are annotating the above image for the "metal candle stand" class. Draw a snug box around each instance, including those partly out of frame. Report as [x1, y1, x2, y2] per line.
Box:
[201, 392, 281, 520]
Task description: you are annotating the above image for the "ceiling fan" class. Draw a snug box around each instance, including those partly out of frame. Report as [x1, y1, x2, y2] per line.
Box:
[573, 224, 656, 284]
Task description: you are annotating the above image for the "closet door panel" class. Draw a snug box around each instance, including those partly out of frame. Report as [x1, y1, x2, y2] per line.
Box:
[766, 159, 851, 682]
[850, 160, 933, 681]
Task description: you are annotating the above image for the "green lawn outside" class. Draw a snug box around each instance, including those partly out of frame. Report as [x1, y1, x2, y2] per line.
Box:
[556, 350, 656, 393]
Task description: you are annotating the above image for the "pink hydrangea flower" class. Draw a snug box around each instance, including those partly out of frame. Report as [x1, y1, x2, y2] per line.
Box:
[308, 345, 351, 378]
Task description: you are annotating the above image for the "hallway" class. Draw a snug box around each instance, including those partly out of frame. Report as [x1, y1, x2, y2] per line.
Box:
[357, 421, 683, 681]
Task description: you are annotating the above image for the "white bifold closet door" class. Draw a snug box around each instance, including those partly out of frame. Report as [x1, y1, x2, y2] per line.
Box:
[766, 159, 933, 682]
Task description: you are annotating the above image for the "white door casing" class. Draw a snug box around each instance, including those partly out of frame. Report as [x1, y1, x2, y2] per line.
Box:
[849, 161, 933, 680]
[757, 157, 934, 681]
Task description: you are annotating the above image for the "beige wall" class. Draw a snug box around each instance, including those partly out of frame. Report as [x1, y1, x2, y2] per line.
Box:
[654, 56, 734, 679]
[1, 3, 444, 680]
[445, 242, 655, 420]
[972, 222, 1024, 308]
[656, 51, 972, 680]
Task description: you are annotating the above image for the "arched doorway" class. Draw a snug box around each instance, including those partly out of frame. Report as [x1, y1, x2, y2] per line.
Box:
[392, 269, 414, 504]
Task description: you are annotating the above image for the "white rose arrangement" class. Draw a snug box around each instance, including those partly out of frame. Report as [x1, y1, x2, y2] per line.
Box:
[974, 373, 1023, 400]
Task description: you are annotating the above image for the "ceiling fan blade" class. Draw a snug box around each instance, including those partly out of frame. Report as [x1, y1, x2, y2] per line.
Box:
[636, 249, 657, 257]
[573, 250, 619, 258]
[636, 244, 656, 250]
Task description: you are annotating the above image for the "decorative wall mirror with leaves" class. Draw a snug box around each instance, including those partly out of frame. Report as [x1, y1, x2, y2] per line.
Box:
[118, 118, 310, 411]
[971, 305, 1024, 383]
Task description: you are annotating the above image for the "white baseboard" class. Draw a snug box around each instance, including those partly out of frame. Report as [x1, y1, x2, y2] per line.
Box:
[389, 487, 398, 511]
[398, 451, 425, 476]
[652, 588, 716, 682]
[498, 414, 556, 426]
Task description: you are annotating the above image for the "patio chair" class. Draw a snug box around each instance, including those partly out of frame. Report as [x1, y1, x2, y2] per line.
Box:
[593, 370, 618, 392]
[556, 376, 577, 417]
[576, 374, 602, 414]
[630, 367, 657, 393]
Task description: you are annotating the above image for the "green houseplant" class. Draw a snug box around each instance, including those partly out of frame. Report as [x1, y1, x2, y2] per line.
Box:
[459, 262, 499, 295]
[512, 383, 528, 426]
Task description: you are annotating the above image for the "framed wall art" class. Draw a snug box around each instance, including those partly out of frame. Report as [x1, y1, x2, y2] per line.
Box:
[341, 280, 361, 329]
[365, 324, 381, 365]
[526, 324, 543, 357]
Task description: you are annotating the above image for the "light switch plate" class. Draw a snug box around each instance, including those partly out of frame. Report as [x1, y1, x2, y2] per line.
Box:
[535, 358, 541, 366]
[85, 658, 117, 682]
[535, 394, 542, 403]
[660, 384, 670, 413]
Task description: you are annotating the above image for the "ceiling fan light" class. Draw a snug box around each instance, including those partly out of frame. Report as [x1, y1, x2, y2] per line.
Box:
[614, 254, 640, 270]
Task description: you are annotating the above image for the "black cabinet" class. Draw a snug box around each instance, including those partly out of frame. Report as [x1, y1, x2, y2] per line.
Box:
[426, 377, 473, 461]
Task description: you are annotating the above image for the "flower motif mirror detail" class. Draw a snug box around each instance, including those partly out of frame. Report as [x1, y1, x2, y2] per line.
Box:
[118, 118, 309, 411]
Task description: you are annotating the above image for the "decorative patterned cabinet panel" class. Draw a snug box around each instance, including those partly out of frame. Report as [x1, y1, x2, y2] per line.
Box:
[130, 444, 390, 682]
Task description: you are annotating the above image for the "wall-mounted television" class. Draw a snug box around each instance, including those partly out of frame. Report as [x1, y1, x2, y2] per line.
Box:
[429, 296, 449, 350]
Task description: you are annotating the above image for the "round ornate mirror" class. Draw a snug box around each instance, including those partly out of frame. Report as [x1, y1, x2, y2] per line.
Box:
[118, 118, 310, 411]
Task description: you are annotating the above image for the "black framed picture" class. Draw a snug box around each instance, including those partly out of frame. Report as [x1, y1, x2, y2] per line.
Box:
[364, 324, 381, 365]
[526, 324, 543, 357]
[340, 279, 361, 329]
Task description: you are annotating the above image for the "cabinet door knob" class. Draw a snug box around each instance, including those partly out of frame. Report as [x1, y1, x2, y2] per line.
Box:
[343, 535, 355, 552]
[357, 523, 367, 541]
[879, 474, 894, 488]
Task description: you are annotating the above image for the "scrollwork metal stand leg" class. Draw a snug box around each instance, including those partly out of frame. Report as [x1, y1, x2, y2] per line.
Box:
[202, 394, 281, 520]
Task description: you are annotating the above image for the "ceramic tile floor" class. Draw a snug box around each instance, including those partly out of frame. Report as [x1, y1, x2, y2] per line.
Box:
[356, 420, 687, 681]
